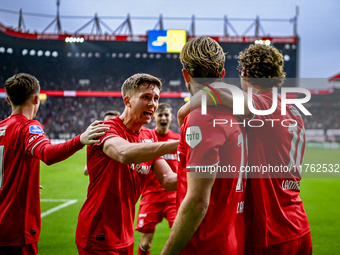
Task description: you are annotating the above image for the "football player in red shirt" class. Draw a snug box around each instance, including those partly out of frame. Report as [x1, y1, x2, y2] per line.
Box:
[178, 44, 312, 255]
[0, 73, 109, 255]
[76, 73, 178, 255]
[161, 36, 248, 255]
[136, 103, 180, 255]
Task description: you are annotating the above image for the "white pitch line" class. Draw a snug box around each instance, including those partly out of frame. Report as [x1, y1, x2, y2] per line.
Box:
[41, 199, 78, 218]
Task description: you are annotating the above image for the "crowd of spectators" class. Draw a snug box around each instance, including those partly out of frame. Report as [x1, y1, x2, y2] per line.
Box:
[0, 96, 184, 138]
[302, 102, 340, 130]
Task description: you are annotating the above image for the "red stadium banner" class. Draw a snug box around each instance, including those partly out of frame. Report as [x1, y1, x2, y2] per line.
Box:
[0, 22, 296, 43]
[0, 88, 333, 98]
[0, 88, 190, 98]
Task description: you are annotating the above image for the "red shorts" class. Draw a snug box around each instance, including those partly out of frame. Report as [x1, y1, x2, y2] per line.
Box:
[244, 232, 312, 255]
[77, 243, 134, 255]
[0, 242, 38, 255]
[135, 201, 177, 233]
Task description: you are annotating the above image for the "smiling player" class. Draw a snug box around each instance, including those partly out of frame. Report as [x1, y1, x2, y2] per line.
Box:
[76, 73, 178, 255]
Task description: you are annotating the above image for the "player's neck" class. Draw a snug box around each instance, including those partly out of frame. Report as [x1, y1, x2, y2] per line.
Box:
[11, 105, 35, 120]
[120, 113, 143, 133]
[246, 83, 272, 94]
[155, 127, 169, 135]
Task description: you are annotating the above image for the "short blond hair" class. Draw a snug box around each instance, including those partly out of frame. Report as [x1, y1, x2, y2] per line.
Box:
[180, 36, 225, 78]
[121, 73, 162, 97]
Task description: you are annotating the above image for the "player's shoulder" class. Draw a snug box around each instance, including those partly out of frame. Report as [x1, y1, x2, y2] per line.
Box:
[140, 127, 156, 139]
[12, 115, 44, 134]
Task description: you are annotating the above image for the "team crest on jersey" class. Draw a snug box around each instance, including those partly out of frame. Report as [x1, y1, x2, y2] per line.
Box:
[29, 125, 44, 134]
[185, 126, 202, 148]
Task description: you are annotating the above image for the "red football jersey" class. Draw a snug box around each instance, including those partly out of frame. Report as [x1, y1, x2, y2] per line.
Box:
[75, 117, 161, 250]
[139, 128, 179, 205]
[0, 114, 84, 246]
[177, 106, 247, 254]
[244, 92, 310, 247]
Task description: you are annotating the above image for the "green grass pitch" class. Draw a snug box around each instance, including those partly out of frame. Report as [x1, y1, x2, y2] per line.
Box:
[39, 148, 340, 254]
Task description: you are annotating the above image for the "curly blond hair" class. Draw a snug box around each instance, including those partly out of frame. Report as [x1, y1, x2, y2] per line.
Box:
[238, 44, 286, 88]
[180, 36, 225, 78]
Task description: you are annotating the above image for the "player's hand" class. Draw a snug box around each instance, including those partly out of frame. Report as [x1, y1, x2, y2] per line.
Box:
[39, 185, 43, 195]
[80, 120, 110, 145]
[84, 164, 89, 176]
[177, 102, 190, 127]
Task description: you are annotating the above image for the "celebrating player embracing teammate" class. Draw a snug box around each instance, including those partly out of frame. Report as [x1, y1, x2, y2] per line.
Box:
[161, 36, 248, 255]
[178, 42, 312, 254]
[75, 73, 178, 255]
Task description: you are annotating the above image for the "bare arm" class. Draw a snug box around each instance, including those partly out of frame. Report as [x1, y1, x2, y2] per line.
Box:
[103, 137, 179, 164]
[152, 159, 177, 191]
[177, 82, 249, 126]
[160, 171, 216, 255]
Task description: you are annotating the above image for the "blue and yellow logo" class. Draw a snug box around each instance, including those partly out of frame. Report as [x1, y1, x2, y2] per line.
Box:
[148, 30, 187, 53]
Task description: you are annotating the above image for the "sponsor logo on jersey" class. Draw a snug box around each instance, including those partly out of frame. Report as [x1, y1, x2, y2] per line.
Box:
[28, 133, 44, 144]
[29, 125, 43, 134]
[282, 179, 300, 191]
[0, 126, 6, 136]
[185, 126, 202, 148]
[130, 163, 152, 175]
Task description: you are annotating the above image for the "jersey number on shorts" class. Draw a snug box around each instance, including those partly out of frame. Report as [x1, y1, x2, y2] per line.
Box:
[0, 145, 4, 190]
[236, 133, 247, 192]
[288, 124, 305, 174]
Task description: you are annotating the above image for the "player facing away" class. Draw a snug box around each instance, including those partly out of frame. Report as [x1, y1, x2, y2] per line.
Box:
[136, 103, 180, 255]
[0, 73, 109, 255]
[83, 110, 121, 176]
[75, 73, 178, 255]
[161, 36, 248, 255]
[178, 44, 312, 255]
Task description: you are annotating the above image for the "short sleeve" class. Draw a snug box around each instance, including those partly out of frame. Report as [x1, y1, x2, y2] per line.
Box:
[92, 120, 124, 151]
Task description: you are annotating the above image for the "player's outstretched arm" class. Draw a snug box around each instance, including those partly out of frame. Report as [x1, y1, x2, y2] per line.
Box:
[103, 137, 179, 165]
[177, 82, 249, 126]
[153, 159, 177, 191]
[31, 121, 109, 165]
[160, 171, 216, 255]
[80, 120, 110, 145]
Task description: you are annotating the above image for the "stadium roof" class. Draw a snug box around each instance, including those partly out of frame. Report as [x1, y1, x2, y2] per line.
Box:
[329, 73, 340, 82]
[0, 7, 299, 37]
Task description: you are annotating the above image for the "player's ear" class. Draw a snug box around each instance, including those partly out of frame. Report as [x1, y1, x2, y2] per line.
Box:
[182, 69, 191, 83]
[123, 95, 131, 107]
[6, 96, 12, 105]
[221, 69, 225, 79]
[32, 94, 39, 105]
